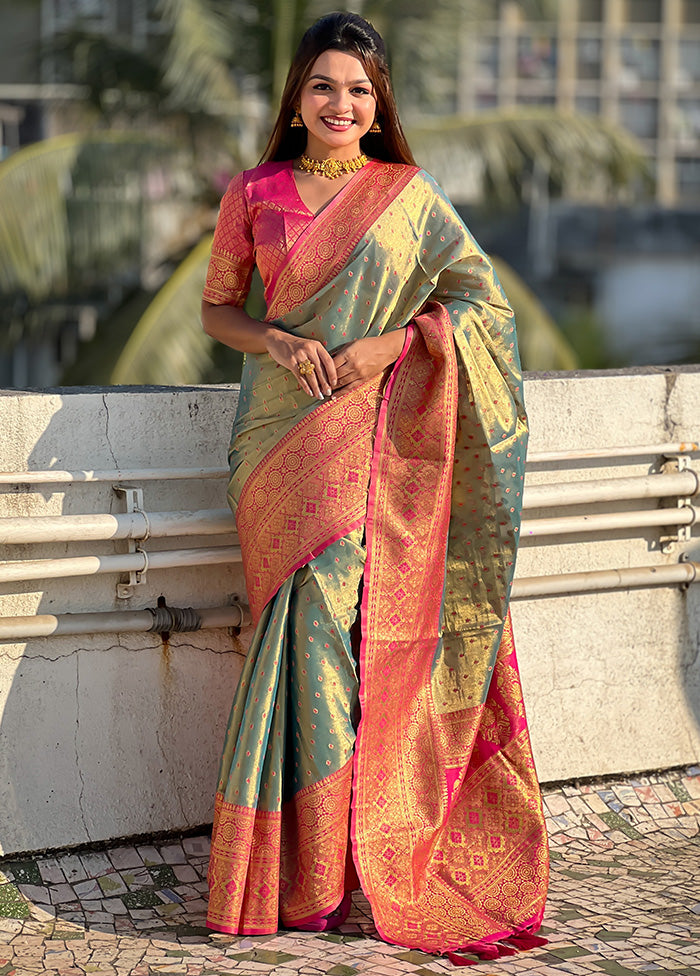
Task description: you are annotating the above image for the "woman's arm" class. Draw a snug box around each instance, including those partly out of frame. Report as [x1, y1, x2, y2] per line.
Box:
[202, 299, 338, 398]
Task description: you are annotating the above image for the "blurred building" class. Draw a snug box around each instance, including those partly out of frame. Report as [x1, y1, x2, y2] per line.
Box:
[427, 0, 700, 205]
[0, 0, 165, 153]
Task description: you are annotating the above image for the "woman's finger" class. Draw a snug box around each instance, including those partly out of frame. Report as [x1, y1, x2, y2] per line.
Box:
[294, 353, 331, 400]
[317, 346, 338, 391]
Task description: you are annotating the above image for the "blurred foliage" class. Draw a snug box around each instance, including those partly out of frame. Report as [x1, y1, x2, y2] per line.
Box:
[557, 305, 620, 371]
[408, 111, 648, 207]
[491, 258, 578, 372]
[2, 0, 655, 384]
[0, 133, 175, 305]
[110, 235, 215, 384]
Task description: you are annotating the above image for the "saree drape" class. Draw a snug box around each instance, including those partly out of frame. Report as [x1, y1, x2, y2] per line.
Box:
[203, 160, 549, 957]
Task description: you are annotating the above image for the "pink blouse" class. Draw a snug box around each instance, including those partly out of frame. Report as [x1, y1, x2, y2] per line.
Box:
[203, 161, 317, 309]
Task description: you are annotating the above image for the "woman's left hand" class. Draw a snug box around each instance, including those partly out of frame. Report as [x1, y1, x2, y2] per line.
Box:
[332, 331, 406, 394]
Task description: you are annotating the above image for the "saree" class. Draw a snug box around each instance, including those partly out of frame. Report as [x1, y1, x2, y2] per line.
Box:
[203, 159, 549, 958]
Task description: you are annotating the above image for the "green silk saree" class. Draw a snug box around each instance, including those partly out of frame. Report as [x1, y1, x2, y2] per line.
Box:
[202, 159, 549, 959]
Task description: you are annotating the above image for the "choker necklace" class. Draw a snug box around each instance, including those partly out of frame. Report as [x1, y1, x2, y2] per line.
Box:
[298, 153, 369, 179]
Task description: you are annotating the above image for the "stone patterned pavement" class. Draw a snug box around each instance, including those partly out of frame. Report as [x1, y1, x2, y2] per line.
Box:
[1, 768, 699, 976]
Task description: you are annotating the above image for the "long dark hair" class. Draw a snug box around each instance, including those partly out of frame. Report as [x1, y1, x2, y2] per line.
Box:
[260, 12, 415, 166]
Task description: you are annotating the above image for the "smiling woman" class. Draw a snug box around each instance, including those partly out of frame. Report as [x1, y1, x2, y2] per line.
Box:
[200, 10, 549, 964]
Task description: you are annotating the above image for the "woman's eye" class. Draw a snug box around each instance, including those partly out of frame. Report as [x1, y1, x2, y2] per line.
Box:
[313, 83, 331, 91]
[352, 87, 371, 96]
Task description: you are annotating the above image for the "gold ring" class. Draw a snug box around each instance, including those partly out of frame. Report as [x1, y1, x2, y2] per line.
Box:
[297, 360, 316, 376]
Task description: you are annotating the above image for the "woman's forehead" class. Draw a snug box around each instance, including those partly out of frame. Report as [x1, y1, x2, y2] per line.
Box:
[307, 49, 371, 84]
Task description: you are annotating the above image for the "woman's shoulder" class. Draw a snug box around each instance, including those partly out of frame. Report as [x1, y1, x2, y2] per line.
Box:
[374, 162, 446, 198]
[227, 159, 290, 191]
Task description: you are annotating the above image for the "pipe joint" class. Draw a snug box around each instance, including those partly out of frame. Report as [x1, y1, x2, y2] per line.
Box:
[147, 605, 201, 634]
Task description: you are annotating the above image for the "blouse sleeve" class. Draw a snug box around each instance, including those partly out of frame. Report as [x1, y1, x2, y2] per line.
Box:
[202, 171, 255, 307]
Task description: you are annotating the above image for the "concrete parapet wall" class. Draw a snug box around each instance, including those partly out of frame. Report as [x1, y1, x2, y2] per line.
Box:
[1, 370, 699, 855]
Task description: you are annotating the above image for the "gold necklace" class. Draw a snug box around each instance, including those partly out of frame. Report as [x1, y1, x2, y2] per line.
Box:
[297, 153, 370, 179]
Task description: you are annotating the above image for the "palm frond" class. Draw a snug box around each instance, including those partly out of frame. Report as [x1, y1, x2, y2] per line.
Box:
[407, 110, 650, 205]
[0, 133, 174, 304]
[110, 235, 214, 385]
[491, 256, 578, 371]
[157, 0, 239, 115]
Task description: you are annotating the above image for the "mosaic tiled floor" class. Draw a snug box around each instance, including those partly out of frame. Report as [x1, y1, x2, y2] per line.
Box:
[1, 768, 699, 976]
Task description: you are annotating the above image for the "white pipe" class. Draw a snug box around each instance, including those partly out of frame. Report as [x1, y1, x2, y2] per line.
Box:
[2, 500, 694, 548]
[0, 442, 696, 487]
[0, 604, 250, 641]
[0, 546, 241, 584]
[0, 466, 228, 485]
[3, 471, 697, 546]
[522, 470, 699, 510]
[527, 442, 699, 463]
[521, 506, 697, 538]
[0, 509, 236, 545]
[511, 561, 699, 598]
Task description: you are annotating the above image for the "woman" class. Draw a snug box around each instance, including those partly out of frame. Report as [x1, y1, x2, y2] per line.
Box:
[201, 11, 549, 962]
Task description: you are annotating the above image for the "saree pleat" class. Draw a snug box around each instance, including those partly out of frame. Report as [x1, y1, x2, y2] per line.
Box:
[205, 160, 548, 952]
[208, 533, 365, 933]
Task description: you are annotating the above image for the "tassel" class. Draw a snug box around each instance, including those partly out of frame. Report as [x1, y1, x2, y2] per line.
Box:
[446, 951, 479, 967]
[506, 932, 548, 950]
[495, 943, 518, 956]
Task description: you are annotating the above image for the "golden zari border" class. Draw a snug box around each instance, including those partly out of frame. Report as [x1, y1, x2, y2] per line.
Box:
[207, 763, 354, 934]
[207, 793, 281, 935]
[236, 377, 384, 623]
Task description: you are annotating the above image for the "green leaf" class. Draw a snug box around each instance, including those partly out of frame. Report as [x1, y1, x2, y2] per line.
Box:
[407, 110, 649, 205]
[0, 132, 175, 305]
[110, 235, 214, 384]
[157, 0, 240, 115]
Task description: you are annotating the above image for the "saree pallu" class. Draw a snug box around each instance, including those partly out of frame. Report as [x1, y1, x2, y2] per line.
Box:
[205, 161, 549, 956]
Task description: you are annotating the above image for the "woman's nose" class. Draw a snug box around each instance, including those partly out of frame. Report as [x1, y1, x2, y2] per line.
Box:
[329, 87, 351, 114]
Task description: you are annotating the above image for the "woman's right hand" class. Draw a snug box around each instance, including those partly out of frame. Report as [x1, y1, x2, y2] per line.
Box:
[201, 301, 336, 399]
[265, 329, 337, 400]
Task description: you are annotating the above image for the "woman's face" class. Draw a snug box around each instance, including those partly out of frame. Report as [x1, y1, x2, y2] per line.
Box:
[298, 49, 377, 159]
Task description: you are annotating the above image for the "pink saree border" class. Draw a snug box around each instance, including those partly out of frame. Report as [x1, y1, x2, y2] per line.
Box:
[265, 160, 378, 303]
[235, 375, 384, 625]
[266, 162, 418, 321]
[349, 305, 548, 955]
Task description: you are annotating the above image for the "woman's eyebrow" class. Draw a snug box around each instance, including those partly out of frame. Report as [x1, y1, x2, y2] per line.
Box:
[309, 73, 372, 86]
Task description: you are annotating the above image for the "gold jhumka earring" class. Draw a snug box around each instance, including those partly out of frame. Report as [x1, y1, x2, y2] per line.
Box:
[369, 118, 382, 133]
[291, 110, 304, 128]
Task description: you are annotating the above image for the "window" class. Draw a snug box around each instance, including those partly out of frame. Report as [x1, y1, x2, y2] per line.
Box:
[676, 157, 700, 199]
[476, 93, 498, 112]
[56, 0, 106, 16]
[620, 37, 661, 88]
[682, 0, 700, 24]
[619, 97, 658, 139]
[678, 41, 700, 87]
[575, 96, 601, 115]
[476, 37, 499, 84]
[517, 93, 556, 106]
[675, 99, 700, 148]
[624, 0, 661, 22]
[517, 35, 557, 81]
[578, 0, 603, 22]
[577, 37, 602, 80]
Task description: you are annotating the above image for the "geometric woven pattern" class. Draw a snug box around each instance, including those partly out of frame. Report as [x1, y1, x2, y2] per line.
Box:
[1, 768, 698, 974]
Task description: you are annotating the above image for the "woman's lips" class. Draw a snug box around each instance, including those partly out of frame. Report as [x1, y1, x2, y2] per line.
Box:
[321, 117, 355, 130]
